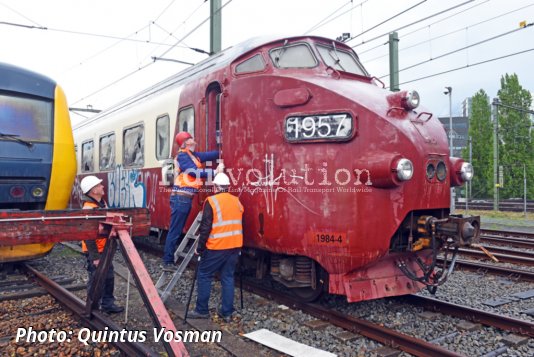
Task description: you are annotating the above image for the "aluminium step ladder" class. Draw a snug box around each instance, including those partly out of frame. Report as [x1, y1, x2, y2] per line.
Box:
[156, 212, 202, 302]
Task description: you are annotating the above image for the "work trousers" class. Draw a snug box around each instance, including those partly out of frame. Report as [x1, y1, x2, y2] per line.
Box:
[86, 256, 115, 309]
[195, 248, 240, 317]
[163, 194, 193, 264]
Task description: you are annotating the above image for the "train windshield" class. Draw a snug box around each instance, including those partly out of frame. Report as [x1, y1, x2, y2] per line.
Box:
[0, 94, 52, 143]
[316, 44, 368, 76]
[269, 43, 317, 68]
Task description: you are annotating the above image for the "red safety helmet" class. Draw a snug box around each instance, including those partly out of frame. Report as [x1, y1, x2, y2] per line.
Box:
[175, 132, 192, 146]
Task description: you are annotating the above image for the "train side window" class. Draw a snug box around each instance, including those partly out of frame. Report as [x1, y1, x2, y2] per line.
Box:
[81, 140, 94, 172]
[177, 107, 195, 138]
[235, 54, 266, 74]
[156, 115, 170, 160]
[269, 43, 317, 69]
[123, 124, 144, 167]
[99, 132, 116, 171]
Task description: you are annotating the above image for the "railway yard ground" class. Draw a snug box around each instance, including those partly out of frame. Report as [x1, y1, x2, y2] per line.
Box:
[2, 216, 534, 357]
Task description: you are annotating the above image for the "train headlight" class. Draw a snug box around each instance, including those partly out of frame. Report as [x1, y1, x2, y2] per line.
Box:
[395, 158, 414, 181]
[31, 186, 45, 198]
[460, 162, 474, 181]
[426, 163, 436, 180]
[402, 90, 420, 110]
[436, 161, 447, 181]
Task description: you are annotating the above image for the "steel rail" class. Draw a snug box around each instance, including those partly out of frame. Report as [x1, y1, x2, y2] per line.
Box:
[481, 229, 534, 240]
[24, 264, 158, 357]
[481, 236, 534, 250]
[476, 245, 534, 258]
[458, 248, 534, 266]
[243, 281, 463, 357]
[404, 295, 534, 337]
[442, 258, 534, 282]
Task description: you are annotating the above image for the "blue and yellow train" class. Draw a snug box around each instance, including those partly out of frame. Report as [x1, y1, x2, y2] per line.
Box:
[0, 62, 76, 263]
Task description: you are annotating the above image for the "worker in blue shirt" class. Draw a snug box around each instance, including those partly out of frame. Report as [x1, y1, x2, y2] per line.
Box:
[163, 131, 223, 271]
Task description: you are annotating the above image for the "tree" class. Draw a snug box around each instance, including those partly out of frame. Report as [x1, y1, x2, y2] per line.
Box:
[463, 90, 493, 198]
[497, 73, 533, 199]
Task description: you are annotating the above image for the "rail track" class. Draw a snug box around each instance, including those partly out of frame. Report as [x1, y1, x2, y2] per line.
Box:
[18, 263, 158, 356]
[456, 200, 534, 213]
[243, 279, 534, 357]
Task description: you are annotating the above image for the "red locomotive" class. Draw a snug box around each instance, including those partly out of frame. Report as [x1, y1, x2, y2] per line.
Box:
[73, 36, 479, 302]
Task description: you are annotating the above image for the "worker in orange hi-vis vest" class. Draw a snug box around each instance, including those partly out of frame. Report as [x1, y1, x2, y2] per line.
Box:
[80, 175, 123, 314]
[162, 131, 223, 271]
[187, 173, 243, 323]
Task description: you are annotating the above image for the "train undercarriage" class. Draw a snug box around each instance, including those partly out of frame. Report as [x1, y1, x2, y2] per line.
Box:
[238, 210, 480, 302]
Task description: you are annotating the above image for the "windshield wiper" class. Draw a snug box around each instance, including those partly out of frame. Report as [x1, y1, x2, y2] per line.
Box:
[329, 41, 346, 71]
[275, 39, 289, 66]
[0, 132, 34, 148]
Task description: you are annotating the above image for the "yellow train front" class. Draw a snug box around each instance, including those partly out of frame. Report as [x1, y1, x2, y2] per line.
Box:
[0, 62, 76, 263]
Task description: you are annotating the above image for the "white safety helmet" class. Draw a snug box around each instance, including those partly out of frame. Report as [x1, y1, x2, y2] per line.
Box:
[213, 173, 230, 186]
[80, 175, 103, 194]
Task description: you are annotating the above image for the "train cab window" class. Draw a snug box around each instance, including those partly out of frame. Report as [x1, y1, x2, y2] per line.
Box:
[0, 94, 52, 142]
[81, 140, 94, 172]
[99, 133, 115, 171]
[123, 124, 144, 167]
[156, 115, 170, 160]
[178, 107, 195, 137]
[316, 44, 367, 76]
[235, 54, 266, 74]
[269, 43, 317, 68]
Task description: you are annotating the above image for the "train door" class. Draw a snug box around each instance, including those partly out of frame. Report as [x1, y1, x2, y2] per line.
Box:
[205, 82, 223, 152]
[199, 82, 223, 203]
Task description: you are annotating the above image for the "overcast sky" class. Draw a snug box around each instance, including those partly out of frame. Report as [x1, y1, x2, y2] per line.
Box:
[1, 0, 533, 125]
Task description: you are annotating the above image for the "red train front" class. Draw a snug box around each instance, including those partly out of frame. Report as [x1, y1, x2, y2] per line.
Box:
[220, 36, 479, 302]
[73, 36, 480, 302]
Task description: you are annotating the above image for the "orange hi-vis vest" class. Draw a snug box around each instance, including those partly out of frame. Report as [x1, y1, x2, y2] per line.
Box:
[81, 201, 107, 254]
[174, 148, 204, 190]
[206, 192, 244, 250]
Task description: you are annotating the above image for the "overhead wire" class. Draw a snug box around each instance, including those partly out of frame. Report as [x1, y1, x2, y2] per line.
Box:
[64, 1, 208, 75]
[0, 1, 43, 27]
[397, 47, 534, 86]
[159, 0, 233, 58]
[359, 0, 491, 56]
[139, 0, 209, 66]
[0, 20, 187, 47]
[349, 0, 476, 48]
[304, 0, 359, 35]
[345, 0, 428, 43]
[377, 22, 533, 78]
[71, 0, 234, 106]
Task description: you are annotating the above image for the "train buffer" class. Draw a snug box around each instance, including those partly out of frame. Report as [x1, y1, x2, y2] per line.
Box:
[156, 212, 202, 303]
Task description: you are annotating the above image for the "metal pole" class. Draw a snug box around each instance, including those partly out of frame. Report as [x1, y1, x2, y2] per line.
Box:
[469, 136, 472, 199]
[524, 164, 528, 218]
[492, 99, 499, 211]
[210, 0, 222, 54]
[184, 256, 201, 324]
[467, 135, 472, 214]
[445, 87, 455, 211]
[388, 32, 399, 92]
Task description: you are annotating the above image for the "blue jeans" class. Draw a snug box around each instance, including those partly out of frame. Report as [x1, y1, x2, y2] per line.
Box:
[195, 248, 240, 317]
[163, 194, 193, 264]
[87, 257, 115, 308]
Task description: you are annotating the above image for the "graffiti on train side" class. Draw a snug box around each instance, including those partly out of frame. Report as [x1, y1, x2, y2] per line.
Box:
[107, 166, 158, 210]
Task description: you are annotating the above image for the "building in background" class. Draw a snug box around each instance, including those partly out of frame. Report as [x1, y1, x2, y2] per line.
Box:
[438, 115, 469, 158]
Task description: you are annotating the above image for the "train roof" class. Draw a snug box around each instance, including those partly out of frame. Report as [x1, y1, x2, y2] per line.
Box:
[0, 62, 56, 99]
[75, 35, 345, 129]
